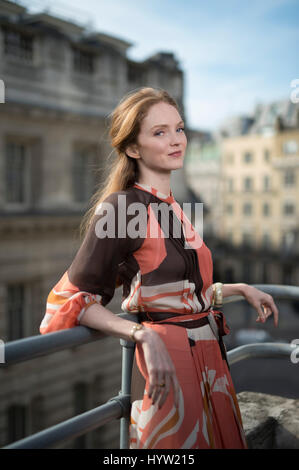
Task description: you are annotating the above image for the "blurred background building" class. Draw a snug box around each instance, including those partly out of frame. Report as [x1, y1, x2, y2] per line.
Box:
[0, 0, 186, 448]
[184, 99, 299, 289]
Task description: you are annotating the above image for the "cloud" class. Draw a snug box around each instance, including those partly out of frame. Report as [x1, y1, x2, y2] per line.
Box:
[25, 0, 297, 130]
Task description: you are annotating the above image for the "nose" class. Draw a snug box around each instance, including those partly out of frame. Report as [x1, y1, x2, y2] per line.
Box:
[170, 130, 181, 146]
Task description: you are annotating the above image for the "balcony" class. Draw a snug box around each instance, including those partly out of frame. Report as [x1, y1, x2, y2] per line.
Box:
[1, 284, 299, 450]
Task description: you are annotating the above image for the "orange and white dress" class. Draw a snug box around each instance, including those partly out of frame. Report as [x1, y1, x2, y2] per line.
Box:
[40, 182, 248, 449]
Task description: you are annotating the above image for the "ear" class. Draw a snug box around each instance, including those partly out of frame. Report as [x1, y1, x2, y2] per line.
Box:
[125, 143, 140, 159]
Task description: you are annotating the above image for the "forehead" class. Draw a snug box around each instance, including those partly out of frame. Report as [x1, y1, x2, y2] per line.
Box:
[141, 102, 181, 128]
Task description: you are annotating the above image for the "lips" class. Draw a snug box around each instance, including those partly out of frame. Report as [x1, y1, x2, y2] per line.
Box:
[168, 151, 182, 157]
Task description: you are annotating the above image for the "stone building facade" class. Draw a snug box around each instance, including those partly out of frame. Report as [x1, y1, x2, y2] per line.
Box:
[218, 103, 299, 287]
[185, 99, 299, 288]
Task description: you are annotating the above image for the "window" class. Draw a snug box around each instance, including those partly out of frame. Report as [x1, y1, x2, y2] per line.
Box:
[282, 231, 296, 250]
[242, 259, 252, 283]
[261, 262, 269, 283]
[242, 233, 253, 247]
[244, 152, 253, 163]
[283, 140, 298, 155]
[226, 231, 233, 243]
[283, 202, 295, 216]
[73, 47, 94, 74]
[284, 169, 296, 187]
[3, 27, 34, 63]
[91, 375, 104, 448]
[226, 203, 233, 214]
[31, 396, 45, 434]
[5, 281, 36, 340]
[264, 149, 270, 162]
[261, 233, 271, 248]
[263, 203, 271, 216]
[4, 138, 41, 209]
[73, 383, 89, 449]
[227, 178, 234, 192]
[226, 153, 234, 164]
[7, 405, 27, 444]
[243, 177, 253, 192]
[224, 266, 235, 282]
[6, 284, 25, 341]
[263, 175, 271, 191]
[282, 265, 293, 284]
[72, 146, 97, 203]
[127, 63, 144, 84]
[6, 396, 44, 446]
[243, 202, 252, 215]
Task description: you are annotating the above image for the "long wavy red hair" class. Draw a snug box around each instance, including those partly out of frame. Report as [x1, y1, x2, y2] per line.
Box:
[79, 87, 180, 240]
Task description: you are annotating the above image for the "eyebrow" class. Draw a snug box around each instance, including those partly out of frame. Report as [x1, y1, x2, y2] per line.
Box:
[151, 120, 184, 130]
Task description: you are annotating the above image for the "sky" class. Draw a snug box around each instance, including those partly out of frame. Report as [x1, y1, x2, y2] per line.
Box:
[21, 0, 299, 131]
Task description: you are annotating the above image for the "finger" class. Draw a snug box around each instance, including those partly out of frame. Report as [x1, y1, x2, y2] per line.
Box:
[271, 301, 279, 327]
[147, 369, 158, 401]
[262, 305, 270, 318]
[256, 304, 266, 323]
[151, 383, 161, 405]
[157, 375, 170, 409]
[151, 371, 165, 405]
[263, 301, 279, 327]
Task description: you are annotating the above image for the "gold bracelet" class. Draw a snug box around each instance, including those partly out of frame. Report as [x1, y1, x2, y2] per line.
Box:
[212, 282, 223, 307]
[130, 324, 144, 342]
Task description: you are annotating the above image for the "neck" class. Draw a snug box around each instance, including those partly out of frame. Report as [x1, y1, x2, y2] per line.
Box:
[137, 176, 171, 197]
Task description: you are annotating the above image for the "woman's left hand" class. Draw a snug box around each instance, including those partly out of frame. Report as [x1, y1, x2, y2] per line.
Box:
[242, 285, 279, 327]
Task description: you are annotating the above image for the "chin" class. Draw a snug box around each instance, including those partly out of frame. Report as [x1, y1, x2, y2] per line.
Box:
[170, 160, 184, 169]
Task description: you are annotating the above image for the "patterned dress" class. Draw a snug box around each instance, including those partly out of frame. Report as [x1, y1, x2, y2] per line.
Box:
[40, 181, 248, 449]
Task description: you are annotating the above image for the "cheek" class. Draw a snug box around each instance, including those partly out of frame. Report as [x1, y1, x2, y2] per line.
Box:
[145, 139, 167, 154]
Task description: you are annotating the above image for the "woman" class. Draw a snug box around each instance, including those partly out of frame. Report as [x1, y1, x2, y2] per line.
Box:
[40, 87, 279, 449]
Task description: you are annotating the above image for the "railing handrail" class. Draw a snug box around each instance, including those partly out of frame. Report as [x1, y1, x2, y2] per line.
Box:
[1, 284, 298, 449]
[2, 342, 297, 449]
[227, 341, 297, 365]
[3, 313, 139, 366]
[2, 395, 129, 449]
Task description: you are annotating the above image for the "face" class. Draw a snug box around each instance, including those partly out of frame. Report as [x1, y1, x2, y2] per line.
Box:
[127, 101, 187, 175]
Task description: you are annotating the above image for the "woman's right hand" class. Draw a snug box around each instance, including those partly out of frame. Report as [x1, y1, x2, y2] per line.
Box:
[134, 326, 180, 410]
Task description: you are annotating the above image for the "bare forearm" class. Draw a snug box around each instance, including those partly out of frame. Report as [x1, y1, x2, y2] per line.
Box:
[79, 303, 149, 344]
[222, 283, 248, 298]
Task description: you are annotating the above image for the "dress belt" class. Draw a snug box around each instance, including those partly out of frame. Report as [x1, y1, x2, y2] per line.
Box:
[139, 310, 230, 371]
[139, 311, 210, 329]
[139, 311, 190, 322]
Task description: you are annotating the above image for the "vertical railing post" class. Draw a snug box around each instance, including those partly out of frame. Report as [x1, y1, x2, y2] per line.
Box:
[119, 338, 135, 449]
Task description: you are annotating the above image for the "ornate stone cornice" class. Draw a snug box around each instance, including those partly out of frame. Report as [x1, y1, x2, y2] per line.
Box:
[0, 212, 83, 238]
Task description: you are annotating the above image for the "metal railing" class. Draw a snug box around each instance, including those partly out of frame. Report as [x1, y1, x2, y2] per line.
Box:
[1, 284, 298, 449]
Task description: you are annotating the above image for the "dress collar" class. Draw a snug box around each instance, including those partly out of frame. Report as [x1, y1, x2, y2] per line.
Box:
[133, 181, 175, 204]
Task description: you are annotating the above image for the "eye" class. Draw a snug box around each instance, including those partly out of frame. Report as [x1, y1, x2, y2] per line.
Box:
[154, 127, 185, 136]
